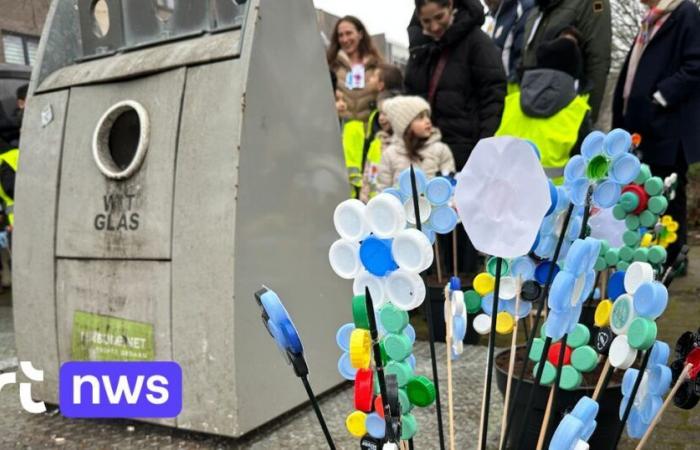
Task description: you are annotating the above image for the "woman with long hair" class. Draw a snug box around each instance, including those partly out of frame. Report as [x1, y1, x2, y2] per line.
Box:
[405, 0, 506, 275]
[327, 16, 385, 199]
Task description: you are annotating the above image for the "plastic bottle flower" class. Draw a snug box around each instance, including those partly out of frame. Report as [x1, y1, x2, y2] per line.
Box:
[329, 193, 434, 311]
[619, 341, 672, 438]
[383, 167, 459, 245]
[529, 323, 599, 390]
[545, 237, 600, 341]
[549, 396, 599, 450]
[604, 262, 669, 370]
[641, 215, 679, 249]
[564, 129, 641, 209]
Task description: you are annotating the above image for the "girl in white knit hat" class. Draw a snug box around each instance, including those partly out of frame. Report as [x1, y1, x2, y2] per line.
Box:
[377, 96, 455, 191]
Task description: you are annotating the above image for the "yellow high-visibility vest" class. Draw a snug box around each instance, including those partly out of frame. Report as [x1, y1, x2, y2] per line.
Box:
[496, 92, 589, 184]
[342, 109, 383, 199]
[0, 148, 18, 225]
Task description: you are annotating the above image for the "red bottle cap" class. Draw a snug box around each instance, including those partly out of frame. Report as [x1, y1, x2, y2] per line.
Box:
[547, 342, 572, 367]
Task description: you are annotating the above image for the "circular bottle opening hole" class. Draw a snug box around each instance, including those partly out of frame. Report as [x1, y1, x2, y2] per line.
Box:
[92, 0, 110, 37]
[93, 101, 150, 180]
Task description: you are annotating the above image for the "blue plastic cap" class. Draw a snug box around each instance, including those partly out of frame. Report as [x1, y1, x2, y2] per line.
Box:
[581, 130, 606, 160]
[425, 177, 453, 206]
[535, 261, 560, 285]
[607, 271, 626, 301]
[511, 256, 537, 281]
[422, 226, 437, 245]
[404, 324, 416, 344]
[504, 297, 532, 319]
[365, 412, 386, 439]
[546, 180, 558, 216]
[549, 271, 576, 312]
[593, 180, 622, 209]
[535, 235, 557, 259]
[565, 239, 589, 277]
[428, 205, 458, 234]
[633, 282, 669, 319]
[626, 408, 646, 439]
[360, 236, 398, 277]
[260, 289, 303, 355]
[399, 167, 428, 197]
[566, 302, 584, 334]
[450, 276, 461, 291]
[580, 270, 596, 305]
[622, 368, 639, 397]
[453, 315, 467, 340]
[408, 354, 417, 370]
[384, 187, 407, 204]
[611, 152, 641, 185]
[650, 341, 670, 367]
[556, 186, 571, 212]
[568, 178, 591, 207]
[640, 395, 663, 424]
[545, 309, 570, 340]
[648, 364, 672, 397]
[549, 413, 585, 450]
[571, 397, 600, 425]
[336, 323, 355, 352]
[338, 352, 357, 380]
[604, 129, 633, 158]
[564, 155, 587, 183]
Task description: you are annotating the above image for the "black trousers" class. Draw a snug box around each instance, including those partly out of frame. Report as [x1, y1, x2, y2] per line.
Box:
[647, 152, 688, 267]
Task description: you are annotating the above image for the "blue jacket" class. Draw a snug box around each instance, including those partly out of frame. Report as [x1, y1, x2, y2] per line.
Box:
[613, 1, 700, 166]
[487, 0, 535, 82]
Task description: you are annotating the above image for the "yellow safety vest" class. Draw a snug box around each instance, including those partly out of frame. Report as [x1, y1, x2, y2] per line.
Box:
[496, 93, 590, 184]
[342, 109, 383, 199]
[0, 148, 18, 225]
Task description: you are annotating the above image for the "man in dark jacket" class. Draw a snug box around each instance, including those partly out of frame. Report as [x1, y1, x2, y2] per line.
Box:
[521, 0, 611, 123]
[405, 0, 506, 171]
[484, 0, 535, 85]
[613, 0, 700, 267]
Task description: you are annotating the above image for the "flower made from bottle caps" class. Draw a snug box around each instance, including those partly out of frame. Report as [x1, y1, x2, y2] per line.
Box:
[604, 262, 669, 370]
[329, 193, 435, 311]
[534, 185, 585, 262]
[564, 129, 641, 209]
[529, 323, 599, 390]
[544, 238, 600, 341]
[602, 163, 669, 271]
[642, 215, 679, 249]
[669, 330, 700, 410]
[446, 276, 468, 359]
[618, 341, 672, 439]
[549, 396, 599, 450]
[383, 167, 459, 243]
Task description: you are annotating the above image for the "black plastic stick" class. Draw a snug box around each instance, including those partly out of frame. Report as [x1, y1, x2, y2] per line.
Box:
[610, 349, 653, 450]
[479, 257, 504, 450]
[301, 376, 336, 450]
[500, 203, 575, 450]
[410, 165, 445, 450]
[365, 287, 396, 443]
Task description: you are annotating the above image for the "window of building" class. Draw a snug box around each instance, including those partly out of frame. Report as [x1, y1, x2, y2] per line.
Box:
[2, 32, 40, 66]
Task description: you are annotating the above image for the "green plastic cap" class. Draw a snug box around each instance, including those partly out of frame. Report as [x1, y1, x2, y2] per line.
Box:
[616, 261, 630, 271]
[487, 256, 510, 277]
[599, 240, 610, 256]
[571, 346, 599, 372]
[628, 317, 657, 350]
[619, 191, 640, 213]
[594, 256, 607, 271]
[530, 337, 545, 361]
[623, 230, 641, 247]
[383, 333, 412, 361]
[379, 303, 409, 333]
[401, 414, 418, 440]
[605, 248, 620, 266]
[648, 246, 667, 265]
[644, 177, 664, 196]
[639, 210, 658, 228]
[385, 361, 413, 388]
[613, 204, 628, 220]
[352, 295, 370, 329]
[535, 361, 557, 385]
[587, 154, 610, 181]
[464, 290, 483, 314]
[635, 164, 652, 185]
[398, 388, 413, 414]
[633, 247, 650, 262]
[406, 375, 436, 407]
[560, 365, 583, 390]
[568, 324, 591, 348]
[625, 215, 641, 231]
[619, 246, 635, 262]
[648, 196, 669, 215]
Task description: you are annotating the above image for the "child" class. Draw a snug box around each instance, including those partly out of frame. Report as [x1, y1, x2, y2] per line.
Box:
[496, 27, 591, 183]
[377, 96, 455, 191]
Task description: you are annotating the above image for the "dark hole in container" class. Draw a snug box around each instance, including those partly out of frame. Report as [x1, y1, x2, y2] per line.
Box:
[108, 109, 141, 171]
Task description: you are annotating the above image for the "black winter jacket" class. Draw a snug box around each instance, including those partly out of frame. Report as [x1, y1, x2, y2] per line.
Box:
[612, 0, 700, 167]
[405, 0, 507, 171]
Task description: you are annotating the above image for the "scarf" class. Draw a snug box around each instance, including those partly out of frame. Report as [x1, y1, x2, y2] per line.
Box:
[623, 0, 683, 111]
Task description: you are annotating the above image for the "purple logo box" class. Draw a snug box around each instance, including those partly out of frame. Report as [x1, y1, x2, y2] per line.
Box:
[59, 361, 182, 418]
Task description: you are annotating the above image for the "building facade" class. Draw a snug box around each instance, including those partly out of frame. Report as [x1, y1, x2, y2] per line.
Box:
[0, 0, 51, 66]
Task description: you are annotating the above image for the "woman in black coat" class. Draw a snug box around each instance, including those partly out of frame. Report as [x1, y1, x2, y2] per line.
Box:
[405, 0, 507, 275]
[612, 0, 700, 267]
[405, 0, 507, 171]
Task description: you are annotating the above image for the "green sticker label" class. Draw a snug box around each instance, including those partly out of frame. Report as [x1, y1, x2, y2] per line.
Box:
[72, 310, 154, 361]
